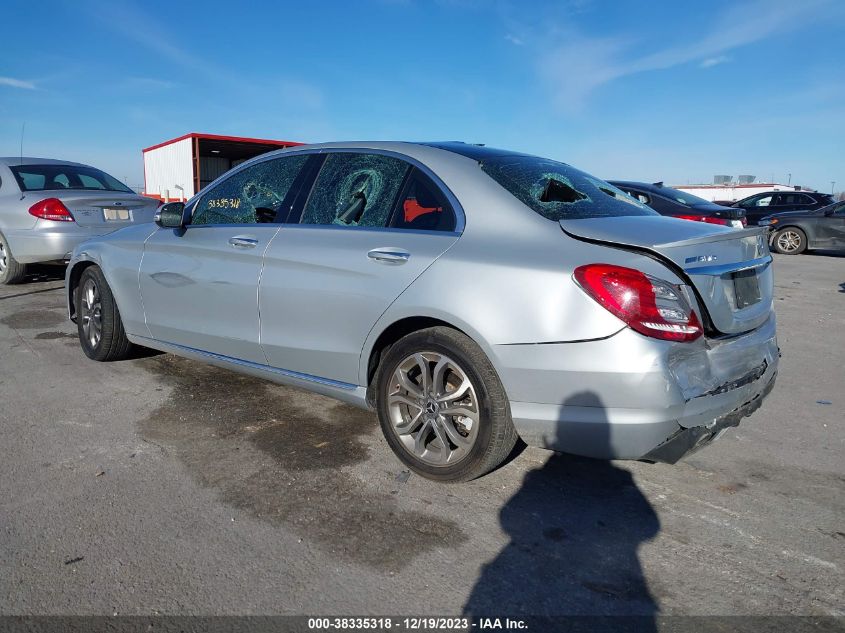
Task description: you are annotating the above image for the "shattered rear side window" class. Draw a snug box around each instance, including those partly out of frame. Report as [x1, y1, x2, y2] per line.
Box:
[480, 156, 656, 221]
[301, 153, 410, 228]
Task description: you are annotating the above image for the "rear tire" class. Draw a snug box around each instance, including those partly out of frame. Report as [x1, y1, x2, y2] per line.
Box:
[772, 227, 807, 255]
[76, 266, 134, 361]
[375, 326, 518, 482]
[0, 233, 27, 285]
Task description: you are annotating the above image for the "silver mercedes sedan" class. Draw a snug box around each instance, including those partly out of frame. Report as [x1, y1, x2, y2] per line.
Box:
[0, 157, 158, 284]
[65, 142, 779, 482]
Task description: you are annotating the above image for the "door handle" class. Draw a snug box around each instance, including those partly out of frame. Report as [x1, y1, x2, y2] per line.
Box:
[229, 236, 259, 249]
[367, 248, 410, 264]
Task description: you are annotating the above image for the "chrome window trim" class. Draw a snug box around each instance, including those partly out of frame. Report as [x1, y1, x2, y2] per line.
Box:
[269, 223, 461, 238]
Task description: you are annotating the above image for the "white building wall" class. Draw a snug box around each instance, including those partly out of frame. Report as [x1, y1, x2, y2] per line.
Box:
[673, 183, 804, 203]
[143, 138, 194, 200]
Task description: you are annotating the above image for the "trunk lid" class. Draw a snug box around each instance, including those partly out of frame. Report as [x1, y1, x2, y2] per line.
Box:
[34, 192, 159, 228]
[690, 202, 746, 222]
[560, 216, 773, 336]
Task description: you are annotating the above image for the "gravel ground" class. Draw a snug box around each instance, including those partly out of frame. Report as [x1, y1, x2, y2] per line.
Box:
[0, 253, 842, 617]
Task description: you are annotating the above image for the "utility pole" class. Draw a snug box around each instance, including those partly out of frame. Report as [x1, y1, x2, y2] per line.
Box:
[832, 181, 836, 195]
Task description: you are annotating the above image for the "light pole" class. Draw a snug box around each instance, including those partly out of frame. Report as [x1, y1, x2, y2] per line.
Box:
[832, 181, 836, 195]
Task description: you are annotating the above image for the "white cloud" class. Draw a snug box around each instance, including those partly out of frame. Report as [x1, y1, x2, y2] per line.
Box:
[505, 33, 524, 45]
[700, 55, 731, 68]
[0, 76, 36, 90]
[534, 0, 833, 110]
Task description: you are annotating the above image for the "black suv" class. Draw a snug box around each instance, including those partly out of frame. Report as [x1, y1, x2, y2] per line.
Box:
[731, 191, 833, 225]
[608, 181, 746, 227]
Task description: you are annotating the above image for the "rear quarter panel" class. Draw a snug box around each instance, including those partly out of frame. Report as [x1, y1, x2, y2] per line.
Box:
[358, 165, 689, 386]
[0, 163, 38, 233]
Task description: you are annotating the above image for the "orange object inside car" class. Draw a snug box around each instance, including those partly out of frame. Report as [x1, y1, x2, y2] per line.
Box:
[403, 198, 442, 222]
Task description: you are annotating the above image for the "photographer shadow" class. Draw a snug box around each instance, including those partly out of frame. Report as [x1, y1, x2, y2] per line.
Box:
[464, 392, 660, 620]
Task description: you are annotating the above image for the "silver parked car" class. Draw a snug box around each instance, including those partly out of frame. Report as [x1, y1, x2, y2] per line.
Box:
[0, 157, 159, 284]
[65, 142, 779, 482]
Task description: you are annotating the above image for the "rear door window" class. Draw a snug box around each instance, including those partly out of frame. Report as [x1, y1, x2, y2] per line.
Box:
[300, 153, 410, 227]
[775, 193, 815, 206]
[745, 195, 773, 208]
[480, 156, 654, 221]
[390, 169, 456, 232]
[192, 154, 309, 225]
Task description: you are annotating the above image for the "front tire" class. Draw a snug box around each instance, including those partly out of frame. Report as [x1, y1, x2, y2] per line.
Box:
[772, 227, 807, 255]
[0, 232, 27, 285]
[76, 266, 134, 361]
[375, 327, 518, 482]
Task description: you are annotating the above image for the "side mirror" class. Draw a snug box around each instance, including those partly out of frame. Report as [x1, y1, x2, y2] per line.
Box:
[824, 208, 835, 216]
[155, 202, 187, 228]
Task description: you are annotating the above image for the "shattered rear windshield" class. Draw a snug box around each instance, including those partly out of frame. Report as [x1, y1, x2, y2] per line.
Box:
[480, 156, 656, 221]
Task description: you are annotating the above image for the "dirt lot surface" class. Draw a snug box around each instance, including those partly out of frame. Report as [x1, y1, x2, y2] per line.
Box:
[1, 253, 842, 617]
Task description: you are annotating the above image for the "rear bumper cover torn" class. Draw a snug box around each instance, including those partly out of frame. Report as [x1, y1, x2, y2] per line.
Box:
[642, 369, 777, 464]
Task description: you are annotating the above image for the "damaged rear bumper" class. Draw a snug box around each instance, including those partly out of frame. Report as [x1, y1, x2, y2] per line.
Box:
[641, 369, 777, 463]
[496, 313, 779, 462]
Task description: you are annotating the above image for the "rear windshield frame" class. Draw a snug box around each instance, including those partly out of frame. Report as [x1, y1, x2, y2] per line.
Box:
[9, 164, 134, 194]
[478, 155, 657, 221]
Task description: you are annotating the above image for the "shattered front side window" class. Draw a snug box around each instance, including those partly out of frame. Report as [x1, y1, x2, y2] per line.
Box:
[301, 153, 410, 227]
[192, 154, 308, 225]
[480, 156, 656, 221]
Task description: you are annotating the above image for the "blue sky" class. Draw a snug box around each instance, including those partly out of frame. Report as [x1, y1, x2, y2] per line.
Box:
[1, 0, 843, 192]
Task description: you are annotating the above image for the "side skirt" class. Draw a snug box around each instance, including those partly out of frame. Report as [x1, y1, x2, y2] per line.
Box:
[128, 334, 371, 409]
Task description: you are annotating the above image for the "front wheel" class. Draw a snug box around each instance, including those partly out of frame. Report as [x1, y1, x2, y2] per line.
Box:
[772, 227, 807, 255]
[76, 266, 134, 361]
[375, 327, 518, 482]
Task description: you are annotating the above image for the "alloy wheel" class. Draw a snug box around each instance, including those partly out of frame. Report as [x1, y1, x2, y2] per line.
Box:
[386, 351, 480, 467]
[777, 230, 802, 253]
[0, 240, 7, 274]
[81, 278, 103, 348]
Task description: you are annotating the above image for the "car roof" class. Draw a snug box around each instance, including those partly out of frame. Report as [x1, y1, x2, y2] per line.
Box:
[261, 141, 542, 163]
[417, 142, 538, 161]
[607, 181, 669, 193]
[0, 157, 92, 168]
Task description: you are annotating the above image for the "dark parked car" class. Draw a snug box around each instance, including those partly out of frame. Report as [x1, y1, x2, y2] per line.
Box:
[732, 190, 834, 225]
[760, 200, 845, 254]
[609, 181, 746, 228]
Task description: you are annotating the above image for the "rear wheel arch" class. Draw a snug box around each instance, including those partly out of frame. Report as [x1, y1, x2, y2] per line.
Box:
[0, 230, 27, 285]
[363, 315, 501, 406]
[67, 260, 98, 321]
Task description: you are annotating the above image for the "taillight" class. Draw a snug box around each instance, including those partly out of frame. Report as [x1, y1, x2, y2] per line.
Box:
[672, 214, 731, 226]
[573, 264, 702, 342]
[28, 198, 74, 222]
[740, 217, 748, 227]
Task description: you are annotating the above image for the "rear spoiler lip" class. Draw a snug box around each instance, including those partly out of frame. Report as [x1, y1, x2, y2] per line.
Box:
[653, 226, 768, 249]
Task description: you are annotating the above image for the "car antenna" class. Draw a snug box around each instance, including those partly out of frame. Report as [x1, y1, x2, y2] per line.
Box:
[19, 122, 26, 199]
